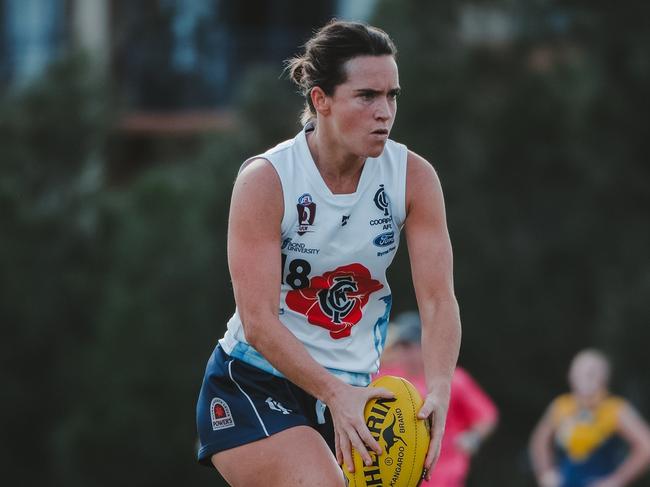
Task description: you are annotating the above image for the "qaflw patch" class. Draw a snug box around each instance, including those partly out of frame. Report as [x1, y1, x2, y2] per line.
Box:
[210, 397, 235, 431]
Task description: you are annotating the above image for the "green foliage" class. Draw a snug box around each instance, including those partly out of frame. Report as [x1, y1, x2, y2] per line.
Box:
[234, 64, 304, 153]
[373, 1, 650, 486]
[0, 55, 243, 486]
[51, 152, 241, 486]
[0, 54, 113, 484]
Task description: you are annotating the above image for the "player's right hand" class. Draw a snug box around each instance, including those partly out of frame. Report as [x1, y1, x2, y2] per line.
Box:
[327, 382, 395, 472]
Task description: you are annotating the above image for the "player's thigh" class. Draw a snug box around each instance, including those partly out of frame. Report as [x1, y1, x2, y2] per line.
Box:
[212, 425, 345, 487]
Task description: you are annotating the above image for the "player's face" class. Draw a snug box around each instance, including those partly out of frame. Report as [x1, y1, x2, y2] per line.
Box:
[568, 354, 608, 398]
[327, 55, 399, 158]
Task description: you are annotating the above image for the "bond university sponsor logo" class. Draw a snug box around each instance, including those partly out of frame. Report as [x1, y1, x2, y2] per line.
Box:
[296, 193, 316, 235]
[210, 397, 235, 431]
[265, 397, 292, 415]
[285, 263, 383, 339]
[281, 238, 320, 255]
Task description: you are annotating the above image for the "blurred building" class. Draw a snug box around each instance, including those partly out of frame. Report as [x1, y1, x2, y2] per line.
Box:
[0, 0, 68, 89]
[0, 0, 379, 178]
[1, 0, 577, 110]
[459, 3, 518, 47]
[2, 0, 572, 175]
[0, 0, 380, 113]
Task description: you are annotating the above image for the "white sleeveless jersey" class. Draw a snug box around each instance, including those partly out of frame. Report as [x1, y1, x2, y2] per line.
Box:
[220, 124, 408, 386]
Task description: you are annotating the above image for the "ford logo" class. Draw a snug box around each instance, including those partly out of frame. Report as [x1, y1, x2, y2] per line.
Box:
[373, 232, 395, 247]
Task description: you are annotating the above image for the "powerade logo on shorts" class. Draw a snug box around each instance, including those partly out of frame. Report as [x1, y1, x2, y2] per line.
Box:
[210, 397, 235, 431]
[373, 231, 395, 247]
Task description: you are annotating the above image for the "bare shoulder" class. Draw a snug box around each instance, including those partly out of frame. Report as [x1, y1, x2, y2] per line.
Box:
[406, 150, 437, 178]
[405, 150, 444, 214]
[235, 157, 281, 194]
[406, 150, 442, 194]
[230, 157, 283, 224]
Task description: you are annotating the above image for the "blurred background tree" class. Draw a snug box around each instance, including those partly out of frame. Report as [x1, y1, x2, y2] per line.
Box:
[0, 54, 113, 485]
[373, 1, 650, 484]
[1, 1, 649, 486]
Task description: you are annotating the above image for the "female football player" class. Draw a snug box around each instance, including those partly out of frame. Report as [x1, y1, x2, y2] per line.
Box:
[196, 20, 462, 486]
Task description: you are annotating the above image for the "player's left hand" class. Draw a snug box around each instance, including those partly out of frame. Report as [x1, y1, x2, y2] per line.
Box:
[417, 383, 451, 481]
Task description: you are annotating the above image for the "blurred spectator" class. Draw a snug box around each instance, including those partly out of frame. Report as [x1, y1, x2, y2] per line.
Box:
[377, 311, 498, 487]
[529, 349, 650, 487]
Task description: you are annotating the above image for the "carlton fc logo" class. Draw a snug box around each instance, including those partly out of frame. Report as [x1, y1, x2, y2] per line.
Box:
[374, 184, 390, 216]
[296, 193, 316, 235]
[317, 275, 358, 325]
[285, 264, 384, 339]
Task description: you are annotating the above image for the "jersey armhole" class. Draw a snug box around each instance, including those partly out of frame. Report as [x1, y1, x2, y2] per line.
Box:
[396, 143, 408, 229]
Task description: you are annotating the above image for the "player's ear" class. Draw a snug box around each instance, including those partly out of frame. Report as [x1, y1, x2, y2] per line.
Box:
[310, 86, 331, 116]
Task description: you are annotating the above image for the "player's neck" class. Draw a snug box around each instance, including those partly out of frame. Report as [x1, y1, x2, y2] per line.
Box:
[307, 126, 365, 193]
[576, 389, 608, 409]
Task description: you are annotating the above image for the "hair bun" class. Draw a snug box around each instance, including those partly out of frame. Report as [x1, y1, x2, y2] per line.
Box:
[283, 20, 396, 125]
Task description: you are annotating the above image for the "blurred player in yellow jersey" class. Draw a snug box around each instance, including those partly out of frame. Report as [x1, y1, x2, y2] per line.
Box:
[530, 349, 650, 487]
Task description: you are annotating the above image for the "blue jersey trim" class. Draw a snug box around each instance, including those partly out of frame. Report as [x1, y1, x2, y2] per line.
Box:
[229, 342, 372, 387]
[372, 295, 392, 371]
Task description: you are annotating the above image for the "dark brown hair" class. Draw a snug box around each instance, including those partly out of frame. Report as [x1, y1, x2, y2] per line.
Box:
[286, 19, 397, 125]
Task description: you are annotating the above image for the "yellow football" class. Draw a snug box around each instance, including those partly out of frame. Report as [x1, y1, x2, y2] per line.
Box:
[343, 375, 430, 487]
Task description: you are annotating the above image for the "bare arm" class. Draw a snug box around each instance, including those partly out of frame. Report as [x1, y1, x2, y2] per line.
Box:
[228, 159, 392, 472]
[592, 403, 650, 487]
[529, 405, 560, 487]
[404, 151, 462, 478]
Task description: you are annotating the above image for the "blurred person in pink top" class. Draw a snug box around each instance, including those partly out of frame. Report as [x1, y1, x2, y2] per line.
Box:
[378, 311, 498, 486]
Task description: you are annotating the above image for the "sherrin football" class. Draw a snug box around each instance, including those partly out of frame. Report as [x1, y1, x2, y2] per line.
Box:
[343, 375, 430, 487]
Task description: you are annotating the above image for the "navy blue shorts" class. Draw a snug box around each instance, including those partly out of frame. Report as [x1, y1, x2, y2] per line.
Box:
[196, 345, 335, 466]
